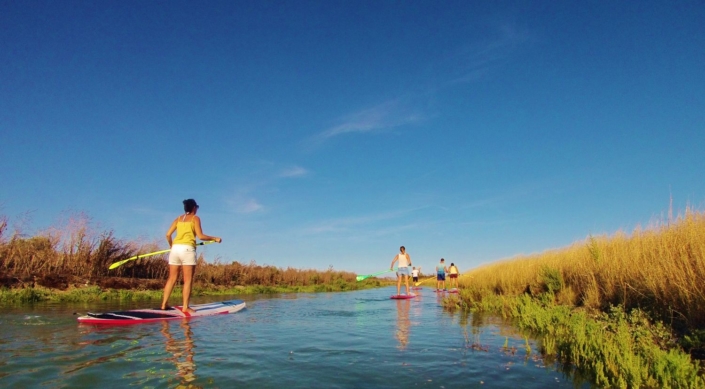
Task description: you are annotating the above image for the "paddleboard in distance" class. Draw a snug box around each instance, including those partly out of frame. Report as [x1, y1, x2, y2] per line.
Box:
[77, 299, 246, 325]
[411, 287, 423, 290]
[391, 294, 416, 299]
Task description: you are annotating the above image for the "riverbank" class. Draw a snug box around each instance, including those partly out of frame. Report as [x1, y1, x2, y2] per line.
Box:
[446, 209, 705, 387]
[0, 212, 394, 304]
[0, 278, 390, 304]
[444, 291, 704, 388]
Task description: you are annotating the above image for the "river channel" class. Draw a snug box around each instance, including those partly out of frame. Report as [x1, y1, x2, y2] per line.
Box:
[0, 286, 589, 388]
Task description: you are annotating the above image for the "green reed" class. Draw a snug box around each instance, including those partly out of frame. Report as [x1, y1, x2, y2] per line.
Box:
[445, 291, 704, 388]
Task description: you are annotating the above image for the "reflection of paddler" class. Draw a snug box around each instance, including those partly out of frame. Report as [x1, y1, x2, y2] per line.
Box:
[395, 299, 411, 350]
[161, 320, 196, 384]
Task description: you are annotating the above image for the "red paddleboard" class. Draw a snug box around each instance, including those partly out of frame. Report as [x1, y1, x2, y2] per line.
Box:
[411, 287, 423, 290]
[391, 294, 416, 299]
[448, 289, 459, 294]
[77, 299, 246, 325]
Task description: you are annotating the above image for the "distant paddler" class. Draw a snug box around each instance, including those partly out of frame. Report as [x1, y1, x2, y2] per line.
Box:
[390, 246, 412, 296]
[161, 199, 222, 314]
[448, 262, 459, 289]
[436, 258, 448, 291]
[411, 266, 420, 284]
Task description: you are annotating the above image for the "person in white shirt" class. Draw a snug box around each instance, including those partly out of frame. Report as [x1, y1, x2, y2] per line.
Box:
[411, 267, 420, 283]
[390, 246, 412, 295]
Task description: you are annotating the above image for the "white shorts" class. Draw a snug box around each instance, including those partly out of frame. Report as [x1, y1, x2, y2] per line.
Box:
[397, 267, 411, 277]
[168, 244, 197, 266]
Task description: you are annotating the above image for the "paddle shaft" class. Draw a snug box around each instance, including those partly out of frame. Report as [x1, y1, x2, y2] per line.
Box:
[356, 268, 396, 281]
[108, 241, 216, 270]
[414, 275, 436, 286]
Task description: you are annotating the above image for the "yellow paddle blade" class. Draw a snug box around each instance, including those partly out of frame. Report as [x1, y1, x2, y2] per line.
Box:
[414, 275, 436, 286]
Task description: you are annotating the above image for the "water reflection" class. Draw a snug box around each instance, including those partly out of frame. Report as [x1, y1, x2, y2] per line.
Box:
[394, 299, 410, 350]
[161, 320, 197, 385]
[1, 290, 589, 388]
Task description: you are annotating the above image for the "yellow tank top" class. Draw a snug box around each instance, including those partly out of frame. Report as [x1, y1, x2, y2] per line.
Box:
[449, 265, 458, 275]
[173, 215, 196, 246]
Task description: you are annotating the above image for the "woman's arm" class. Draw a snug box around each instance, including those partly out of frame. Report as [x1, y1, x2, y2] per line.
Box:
[390, 254, 399, 270]
[193, 216, 222, 243]
[165, 219, 178, 247]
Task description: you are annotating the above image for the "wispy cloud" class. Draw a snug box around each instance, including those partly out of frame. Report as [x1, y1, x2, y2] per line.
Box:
[297, 207, 436, 236]
[239, 199, 264, 213]
[224, 163, 311, 213]
[300, 211, 402, 234]
[279, 166, 309, 178]
[448, 23, 531, 84]
[306, 23, 529, 149]
[309, 99, 424, 146]
[223, 180, 267, 214]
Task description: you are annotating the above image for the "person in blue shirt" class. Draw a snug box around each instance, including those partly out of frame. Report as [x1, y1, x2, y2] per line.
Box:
[436, 258, 448, 291]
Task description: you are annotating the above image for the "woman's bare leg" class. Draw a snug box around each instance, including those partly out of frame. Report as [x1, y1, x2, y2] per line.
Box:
[161, 265, 180, 309]
[181, 265, 196, 313]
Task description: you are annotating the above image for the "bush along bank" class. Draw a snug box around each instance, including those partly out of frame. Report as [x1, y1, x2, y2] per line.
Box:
[444, 290, 704, 389]
[0, 212, 393, 304]
[0, 278, 389, 305]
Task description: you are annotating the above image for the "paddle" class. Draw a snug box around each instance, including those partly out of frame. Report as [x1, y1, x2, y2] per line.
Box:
[108, 241, 217, 270]
[414, 275, 436, 286]
[356, 269, 396, 282]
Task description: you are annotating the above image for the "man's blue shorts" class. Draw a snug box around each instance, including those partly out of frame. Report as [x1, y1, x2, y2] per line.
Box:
[437, 273, 446, 281]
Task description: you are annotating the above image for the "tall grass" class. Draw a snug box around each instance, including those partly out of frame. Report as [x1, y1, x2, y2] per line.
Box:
[0, 213, 165, 285]
[0, 213, 360, 290]
[445, 292, 704, 388]
[459, 209, 705, 332]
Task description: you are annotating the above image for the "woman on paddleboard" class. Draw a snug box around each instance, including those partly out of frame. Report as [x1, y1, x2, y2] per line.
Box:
[390, 246, 412, 296]
[448, 262, 459, 289]
[161, 199, 221, 313]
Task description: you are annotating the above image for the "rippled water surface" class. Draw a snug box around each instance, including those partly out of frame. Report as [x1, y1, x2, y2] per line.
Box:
[0, 287, 588, 388]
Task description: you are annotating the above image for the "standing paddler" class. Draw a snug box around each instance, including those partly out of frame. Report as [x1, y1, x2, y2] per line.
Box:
[390, 246, 412, 296]
[161, 199, 222, 313]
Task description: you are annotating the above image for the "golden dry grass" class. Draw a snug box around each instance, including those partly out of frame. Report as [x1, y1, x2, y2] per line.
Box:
[0, 213, 356, 289]
[459, 209, 705, 330]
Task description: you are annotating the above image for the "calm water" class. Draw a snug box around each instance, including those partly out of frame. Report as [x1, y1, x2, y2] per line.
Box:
[0, 287, 588, 388]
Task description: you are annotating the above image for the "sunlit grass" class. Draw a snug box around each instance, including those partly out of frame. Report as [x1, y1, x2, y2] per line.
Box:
[0, 212, 389, 303]
[448, 207, 705, 387]
[458, 208, 705, 331]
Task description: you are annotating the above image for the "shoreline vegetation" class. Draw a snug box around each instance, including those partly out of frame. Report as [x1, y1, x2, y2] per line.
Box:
[445, 208, 705, 388]
[5, 209, 705, 386]
[0, 213, 390, 304]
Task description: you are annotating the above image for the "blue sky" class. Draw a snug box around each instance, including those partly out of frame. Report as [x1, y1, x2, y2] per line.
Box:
[1, 1, 704, 275]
